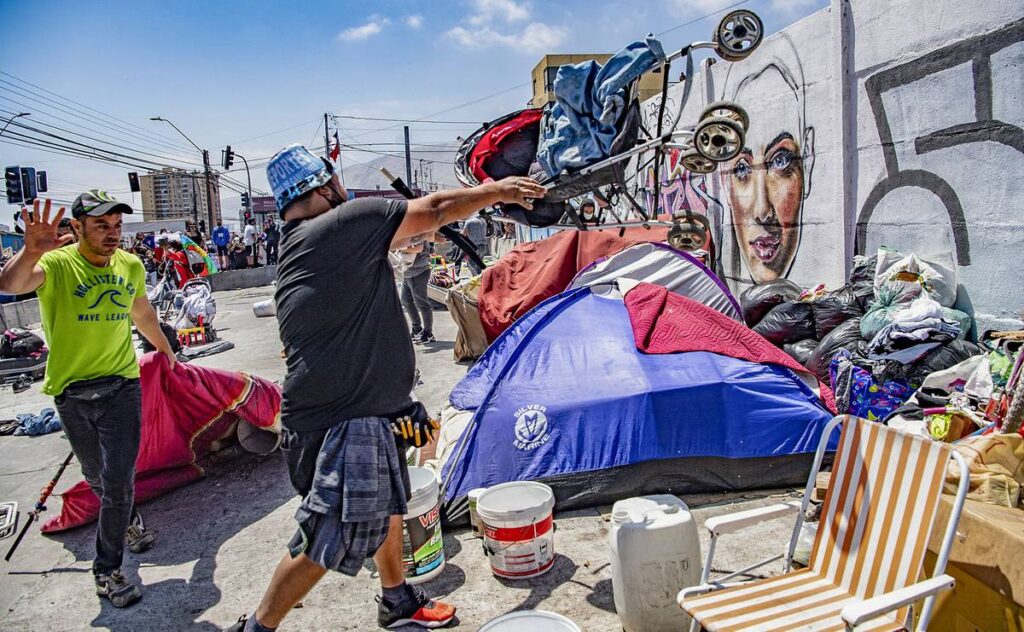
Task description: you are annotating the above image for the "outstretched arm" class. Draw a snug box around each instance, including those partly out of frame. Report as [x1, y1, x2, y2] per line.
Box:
[390, 176, 545, 248]
[0, 199, 73, 295]
[131, 296, 176, 369]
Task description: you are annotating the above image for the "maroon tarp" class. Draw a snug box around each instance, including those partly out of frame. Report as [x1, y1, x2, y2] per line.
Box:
[624, 282, 836, 413]
[43, 353, 281, 533]
[478, 228, 668, 341]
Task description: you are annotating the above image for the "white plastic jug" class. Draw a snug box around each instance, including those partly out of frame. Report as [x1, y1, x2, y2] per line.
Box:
[609, 495, 701, 632]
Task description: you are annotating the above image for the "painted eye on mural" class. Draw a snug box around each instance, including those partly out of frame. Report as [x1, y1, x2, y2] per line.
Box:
[767, 148, 797, 173]
[733, 159, 753, 180]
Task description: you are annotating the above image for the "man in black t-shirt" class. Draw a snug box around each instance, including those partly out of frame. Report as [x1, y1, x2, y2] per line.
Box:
[225, 145, 544, 632]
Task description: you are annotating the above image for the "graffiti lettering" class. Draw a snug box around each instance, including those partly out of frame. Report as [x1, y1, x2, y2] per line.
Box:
[857, 17, 1024, 266]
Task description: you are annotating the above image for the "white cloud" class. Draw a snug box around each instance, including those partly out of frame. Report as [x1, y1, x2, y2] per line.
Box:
[519, 23, 568, 52]
[445, 21, 566, 53]
[404, 14, 424, 29]
[338, 15, 390, 41]
[466, 0, 531, 25]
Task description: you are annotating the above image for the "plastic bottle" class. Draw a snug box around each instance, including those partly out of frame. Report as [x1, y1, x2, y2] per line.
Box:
[609, 495, 701, 632]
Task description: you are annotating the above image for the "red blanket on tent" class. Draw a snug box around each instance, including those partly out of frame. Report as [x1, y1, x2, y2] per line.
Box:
[43, 353, 281, 533]
[478, 228, 668, 341]
[625, 282, 836, 412]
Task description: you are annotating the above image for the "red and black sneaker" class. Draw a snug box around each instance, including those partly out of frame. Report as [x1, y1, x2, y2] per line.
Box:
[377, 585, 457, 629]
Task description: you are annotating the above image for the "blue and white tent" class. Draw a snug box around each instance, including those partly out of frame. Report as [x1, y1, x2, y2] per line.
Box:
[438, 281, 834, 521]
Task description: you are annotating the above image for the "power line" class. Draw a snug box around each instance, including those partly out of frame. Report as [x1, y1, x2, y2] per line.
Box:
[0, 105, 203, 168]
[0, 71, 199, 154]
[219, 117, 322, 147]
[657, 0, 751, 37]
[333, 114, 482, 125]
[343, 83, 529, 140]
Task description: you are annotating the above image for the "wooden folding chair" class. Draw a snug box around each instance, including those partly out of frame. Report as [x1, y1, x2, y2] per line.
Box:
[679, 415, 970, 631]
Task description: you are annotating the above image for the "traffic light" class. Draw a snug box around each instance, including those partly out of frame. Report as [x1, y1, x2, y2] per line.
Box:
[5, 166, 22, 205]
[243, 210, 252, 222]
[240, 191, 249, 209]
[128, 172, 140, 192]
[36, 171, 47, 193]
[222, 146, 235, 170]
[199, 219, 207, 234]
[19, 167, 37, 204]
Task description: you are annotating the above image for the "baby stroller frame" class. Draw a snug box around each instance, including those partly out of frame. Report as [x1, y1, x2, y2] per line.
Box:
[550, 10, 763, 233]
[454, 10, 763, 244]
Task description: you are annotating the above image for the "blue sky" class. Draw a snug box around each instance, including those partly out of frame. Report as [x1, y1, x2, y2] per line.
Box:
[0, 0, 827, 225]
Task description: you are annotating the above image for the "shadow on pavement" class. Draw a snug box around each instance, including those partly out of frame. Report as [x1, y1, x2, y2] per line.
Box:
[44, 451, 295, 631]
[495, 554, 579, 615]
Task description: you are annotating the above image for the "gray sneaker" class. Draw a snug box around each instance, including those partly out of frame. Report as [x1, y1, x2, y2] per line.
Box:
[126, 513, 155, 554]
[95, 569, 142, 608]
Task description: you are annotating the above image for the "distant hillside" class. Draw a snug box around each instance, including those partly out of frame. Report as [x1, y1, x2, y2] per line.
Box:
[339, 142, 463, 193]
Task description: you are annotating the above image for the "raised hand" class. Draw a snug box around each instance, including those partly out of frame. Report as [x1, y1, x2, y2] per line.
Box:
[22, 199, 73, 255]
[495, 176, 546, 210]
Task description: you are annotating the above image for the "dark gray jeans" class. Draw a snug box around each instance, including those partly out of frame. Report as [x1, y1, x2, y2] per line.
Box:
[400, 268, 433, 335]
[55, 377, 142, 575]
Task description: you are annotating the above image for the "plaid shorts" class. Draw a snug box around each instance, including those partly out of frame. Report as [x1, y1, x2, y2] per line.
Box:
[283, 417, 410, 576]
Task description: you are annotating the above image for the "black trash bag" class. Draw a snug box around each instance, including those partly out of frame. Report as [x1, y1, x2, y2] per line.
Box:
[139, 321, 182, 354]
[851, 281, 875, 312]
[906, 339, 983, 384]
[812, 285, 865, 339]
[1, 328, 45, 358]
[849, 254, 878, 285]
[806, 317, 866, 382]
[740, 279, 803, 328]
[783, 339, 819, 366]
[752, 301, 816, 347]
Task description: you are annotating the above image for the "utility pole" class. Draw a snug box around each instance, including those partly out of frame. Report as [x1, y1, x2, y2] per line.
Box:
[324, 113, 331, 162]
[202, 149, 214, 234]
[404, 125, 413, 194]
[190, 175, 198, 226]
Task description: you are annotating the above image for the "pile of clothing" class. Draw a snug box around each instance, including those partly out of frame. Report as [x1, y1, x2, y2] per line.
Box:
[742, 247, 980, 421]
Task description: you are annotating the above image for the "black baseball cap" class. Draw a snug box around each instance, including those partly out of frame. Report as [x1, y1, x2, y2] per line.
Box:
[71, 189, 134, 219]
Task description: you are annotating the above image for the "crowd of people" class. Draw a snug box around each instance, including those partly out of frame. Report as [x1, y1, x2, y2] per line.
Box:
[115, 217, 281, 289]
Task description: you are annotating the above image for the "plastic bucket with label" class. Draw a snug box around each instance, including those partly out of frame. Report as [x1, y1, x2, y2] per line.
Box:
[478, 610, 580, 631]
[476, 481, 555, 579]
[402, 467, 445, 584]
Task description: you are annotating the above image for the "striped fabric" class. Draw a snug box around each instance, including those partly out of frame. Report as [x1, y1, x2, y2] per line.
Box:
[683, 416, 953, 631]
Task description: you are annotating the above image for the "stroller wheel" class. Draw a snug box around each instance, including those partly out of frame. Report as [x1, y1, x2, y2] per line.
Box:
[679, 149, 717, 174]
[668, 220, 709, 253]
[694, 116, 745, 162]
[714, 10, 764, 62]
[700, 100, 749, 131]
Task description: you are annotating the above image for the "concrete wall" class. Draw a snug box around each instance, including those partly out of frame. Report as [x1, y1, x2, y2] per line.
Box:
[209, 266, 277, 292]
[640, 0, 1024, 330]
[0, 298, 41, 330]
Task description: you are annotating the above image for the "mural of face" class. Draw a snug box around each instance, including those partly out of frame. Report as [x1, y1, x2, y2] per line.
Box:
[724, 63, 813, 284]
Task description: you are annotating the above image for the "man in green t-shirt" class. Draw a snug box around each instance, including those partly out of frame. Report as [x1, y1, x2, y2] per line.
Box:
[0, 191, 177, 609]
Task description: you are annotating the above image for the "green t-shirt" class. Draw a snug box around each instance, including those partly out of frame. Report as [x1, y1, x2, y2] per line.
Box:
[36, 245, 146, 396]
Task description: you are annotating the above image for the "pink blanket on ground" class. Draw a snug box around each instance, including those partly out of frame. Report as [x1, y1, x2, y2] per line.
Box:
[625, 282, 836, 412]
[43, 353, 281, 533]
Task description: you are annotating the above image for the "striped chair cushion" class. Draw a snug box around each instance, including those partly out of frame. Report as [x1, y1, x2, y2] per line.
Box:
[682, 569, 902, 631]
[683, 416, 952, 631]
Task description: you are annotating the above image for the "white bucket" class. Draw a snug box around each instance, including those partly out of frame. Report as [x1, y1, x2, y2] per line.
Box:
[478, 610, 580, 632]
[402, 467, 445, 584]
[467, 487, 486, 538]
[236, 421, 282, 455]
[476, 481, 555, 580]
[252, 299, 276, 317]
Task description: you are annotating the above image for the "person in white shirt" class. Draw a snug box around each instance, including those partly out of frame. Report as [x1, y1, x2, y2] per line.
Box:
[243, 219, 258, 268]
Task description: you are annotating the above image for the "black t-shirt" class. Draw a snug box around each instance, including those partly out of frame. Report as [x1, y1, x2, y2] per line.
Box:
[275, 198, 414, 432]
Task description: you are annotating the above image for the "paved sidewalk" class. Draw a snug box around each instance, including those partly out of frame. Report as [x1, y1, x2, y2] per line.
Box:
[1, 286, 797, 631]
